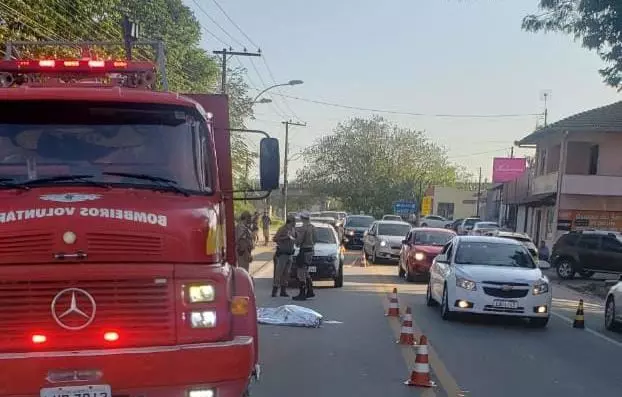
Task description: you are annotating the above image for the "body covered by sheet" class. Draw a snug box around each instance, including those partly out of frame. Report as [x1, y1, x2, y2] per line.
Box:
[257, 305, 323, 328]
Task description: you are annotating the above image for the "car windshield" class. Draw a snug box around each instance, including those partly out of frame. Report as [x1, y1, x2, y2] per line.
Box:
[378, 223, 411, 236]
[413, 230, 455, 246]
[345, 216, 374, 228]
[320, 211, 339, 220]
[455, 241, 536, 268]
[464, 218, 480, 227]
[0, 101, 207, 192]
[475, 222, 499, 229]
[314, 227, 336, 244]
[383, 215, 402, 221]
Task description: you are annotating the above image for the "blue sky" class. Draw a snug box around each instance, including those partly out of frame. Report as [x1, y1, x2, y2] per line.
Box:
[184, 0, 620, 181]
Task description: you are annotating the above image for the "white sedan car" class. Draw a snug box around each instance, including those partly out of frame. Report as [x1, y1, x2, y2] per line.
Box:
[426, 235, 552, 328]
[605, 276, 622, 331]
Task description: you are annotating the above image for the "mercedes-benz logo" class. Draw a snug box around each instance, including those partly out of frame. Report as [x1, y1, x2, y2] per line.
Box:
[51, 288, 97, 330]
[501, 285, 513, 291]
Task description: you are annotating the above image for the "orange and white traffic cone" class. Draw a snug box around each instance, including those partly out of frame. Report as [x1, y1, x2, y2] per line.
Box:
[360, 251, 367, 267]
[405, 335, 435, 387]
[397, 307, 416, 345]
[386, 288, 399, 317]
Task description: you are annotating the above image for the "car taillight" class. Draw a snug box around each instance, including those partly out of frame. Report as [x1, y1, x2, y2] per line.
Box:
[103, 331, 120, 342]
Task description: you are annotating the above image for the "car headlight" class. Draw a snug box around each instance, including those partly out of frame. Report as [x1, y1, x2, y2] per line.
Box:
[188, 284, 215, 303]
[346, 229, 355, 236]
[414, 252, 425, 261]
[456, 277, 477, 291]
[532, 280, 549, 295]
[380, 240, 387, 247]
[190, 311, 217, 328]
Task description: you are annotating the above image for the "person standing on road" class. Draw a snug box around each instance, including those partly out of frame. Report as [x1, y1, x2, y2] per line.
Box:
[293, 212, 316, 301]
[272, 214, 297, 297]
[538, 240, 550, 261]
[235, 211, 254, 272]
[251, 212, 260, 244]
[261, 211, 272, 245]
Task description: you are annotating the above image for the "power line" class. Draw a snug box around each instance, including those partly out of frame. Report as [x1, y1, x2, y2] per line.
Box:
[209, 0, 259, 49]
[190, 0, 246, 48]
[256, 90, 542, 119]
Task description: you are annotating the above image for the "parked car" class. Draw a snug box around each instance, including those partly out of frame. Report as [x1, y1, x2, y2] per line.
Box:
[419, 215, 451, 228]
[290, 222, 344, 288]
[551, 230, 622, 280]
[426, 235, 552, 327]
[457, 217, 481, 235]
[363, 220, 411, 263]
[399, 227, 456, 282]
[605, 275, 622, 331]
[470, 221, 500, 235]
[342, 215, 375, 249]
[449, 218, 464, 232]
[492, 230, 540, 262]
[382, 214, 403, 221]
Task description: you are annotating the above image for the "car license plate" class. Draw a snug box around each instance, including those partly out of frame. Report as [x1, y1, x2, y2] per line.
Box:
[41, 385, 111, 397]
[308, 266, 317, 273]
[493, 300, 518, 309]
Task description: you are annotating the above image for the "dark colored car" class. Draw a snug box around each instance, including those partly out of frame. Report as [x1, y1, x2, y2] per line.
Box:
[399, 227, 456, 281]
[551, 230, 622, 280]
[342, 215, 375, 249]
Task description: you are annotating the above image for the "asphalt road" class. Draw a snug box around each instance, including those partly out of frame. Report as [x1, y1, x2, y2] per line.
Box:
[249, 249, 622, 397]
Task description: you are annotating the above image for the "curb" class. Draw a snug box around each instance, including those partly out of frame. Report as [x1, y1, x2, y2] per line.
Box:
[250, 257, 273, 277]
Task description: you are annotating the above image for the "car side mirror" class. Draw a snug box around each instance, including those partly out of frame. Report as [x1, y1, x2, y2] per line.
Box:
[259, 137, 280, 191]
[402, 239, 408, 245]
[436, 254, 448, 264]
[537, 260, 551, 269]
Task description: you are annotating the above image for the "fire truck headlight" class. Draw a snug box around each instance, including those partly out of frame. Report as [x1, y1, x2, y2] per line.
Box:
[188, 284, 215, 303]
[190, 311, 217, 328]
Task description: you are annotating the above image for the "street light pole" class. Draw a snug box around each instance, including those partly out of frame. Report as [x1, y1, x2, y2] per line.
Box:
[282, 120, 306, 218]
[252, 80, 303, 103]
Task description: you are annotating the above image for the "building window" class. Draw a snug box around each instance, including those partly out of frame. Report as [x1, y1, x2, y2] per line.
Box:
[589, 144, 599, 175]
[437, 202, 455, 220]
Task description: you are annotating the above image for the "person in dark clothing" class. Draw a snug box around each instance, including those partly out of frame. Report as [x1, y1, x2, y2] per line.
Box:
[261, 211, 272, 245]
[293, 211, 316, 301]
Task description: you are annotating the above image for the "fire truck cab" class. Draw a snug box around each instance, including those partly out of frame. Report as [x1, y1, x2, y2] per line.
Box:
[0, 43, 278, 397]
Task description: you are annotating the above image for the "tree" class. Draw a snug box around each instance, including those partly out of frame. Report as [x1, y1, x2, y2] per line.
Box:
[523, 0, 622, 89]
[296, 116, 468, 215]
[0, 0, 255, 182]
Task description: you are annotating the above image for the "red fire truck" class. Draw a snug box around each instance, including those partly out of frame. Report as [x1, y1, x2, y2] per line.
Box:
[0, 41, 279, 397]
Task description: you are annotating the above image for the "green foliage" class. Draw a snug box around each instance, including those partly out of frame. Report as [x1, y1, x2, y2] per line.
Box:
[523, 0, 622, 89]
[0, 0, 254, 182]
[233, 200, 255, 220]
[296, 116, 469, 214]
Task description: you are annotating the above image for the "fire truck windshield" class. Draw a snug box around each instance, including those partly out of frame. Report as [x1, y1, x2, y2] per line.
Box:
[0, 101, 210, 193]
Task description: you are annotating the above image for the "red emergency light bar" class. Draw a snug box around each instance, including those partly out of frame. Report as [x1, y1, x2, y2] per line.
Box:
[0, 59, 155, 74]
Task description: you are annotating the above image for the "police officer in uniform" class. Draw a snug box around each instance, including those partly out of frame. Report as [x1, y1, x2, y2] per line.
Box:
[293, 211, 316, 301]
[235, 211, 254, 272]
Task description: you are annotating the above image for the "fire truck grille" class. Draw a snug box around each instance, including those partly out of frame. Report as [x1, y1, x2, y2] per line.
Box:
[0, 232, 54, 255]
[0, 278, 175, 352]
[87, 232, 163, 256]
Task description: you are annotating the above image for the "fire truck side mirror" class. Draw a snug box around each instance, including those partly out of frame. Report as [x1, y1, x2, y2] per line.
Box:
[259, 137, 280, 191]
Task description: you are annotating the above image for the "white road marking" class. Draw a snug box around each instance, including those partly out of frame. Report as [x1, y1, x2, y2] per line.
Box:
[550, 311, 622, 349]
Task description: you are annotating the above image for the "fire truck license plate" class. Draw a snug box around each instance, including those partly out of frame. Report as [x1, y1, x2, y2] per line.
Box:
[40, 385, 111, 397]
[308, 266, 317, 273]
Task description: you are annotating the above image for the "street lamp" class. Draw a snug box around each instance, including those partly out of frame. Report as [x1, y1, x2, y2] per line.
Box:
[254, 98, 273, 104]
[252, 79, 303, 103]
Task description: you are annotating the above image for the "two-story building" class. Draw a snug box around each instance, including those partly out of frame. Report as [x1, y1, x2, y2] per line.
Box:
[515, 100, 622, 247]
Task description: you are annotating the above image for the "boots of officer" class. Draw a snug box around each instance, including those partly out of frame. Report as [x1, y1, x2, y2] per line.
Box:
[306, 277, 315, 298]
[271, 286, 278, 297]
[292, 281, 307, 301]
[279, 286, 289, 297]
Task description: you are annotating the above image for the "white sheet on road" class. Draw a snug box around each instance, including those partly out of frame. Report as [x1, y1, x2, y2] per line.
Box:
[257, 305, 323, 328]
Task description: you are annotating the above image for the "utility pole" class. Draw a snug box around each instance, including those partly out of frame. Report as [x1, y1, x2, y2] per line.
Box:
[213, 48, 261, 94]
[121, 16, 140, 60]
[282, 120, 306, 217]
[476, 167, 482, 217]
[510, 146, 514, 158]
[543, 92, 549, 127]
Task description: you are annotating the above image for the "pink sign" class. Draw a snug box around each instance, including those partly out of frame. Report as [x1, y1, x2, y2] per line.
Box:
[492, 157, 527, 183]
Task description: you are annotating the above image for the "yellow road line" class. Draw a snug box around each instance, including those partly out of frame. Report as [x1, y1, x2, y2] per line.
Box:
[371, 267, 463, 397]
